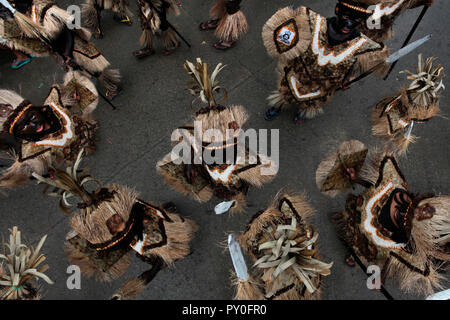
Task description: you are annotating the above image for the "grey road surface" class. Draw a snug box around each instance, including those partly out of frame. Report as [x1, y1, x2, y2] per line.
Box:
[0, 0, 449, 300]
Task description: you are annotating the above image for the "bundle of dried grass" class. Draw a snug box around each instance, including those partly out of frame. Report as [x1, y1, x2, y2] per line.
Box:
[0, 227, 53, 300]
[401, 53, 445, 108]
[32, 148, 101, 215]
[184, 58, 227, 108]
[254, 217, 333, 296]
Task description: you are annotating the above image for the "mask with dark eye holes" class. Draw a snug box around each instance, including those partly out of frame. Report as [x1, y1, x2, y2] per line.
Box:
[13, 105, 62, 142]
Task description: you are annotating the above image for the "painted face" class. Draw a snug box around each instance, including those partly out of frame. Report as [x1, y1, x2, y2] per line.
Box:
[13, 106, 61, 141]
[335, 14, 360, 35]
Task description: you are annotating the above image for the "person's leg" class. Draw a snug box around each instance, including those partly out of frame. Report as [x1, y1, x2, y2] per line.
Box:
[213, 39, 236, 50]
[133, 47, 153, 58]
[161, 29, 180, 56]
[133, 29, 154, 58]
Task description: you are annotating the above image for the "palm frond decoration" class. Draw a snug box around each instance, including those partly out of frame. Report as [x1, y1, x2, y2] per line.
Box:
[32, 149, 101, 215]
[0, 227, 53, 300]
[184, 58, 227, 109]
[253, 217, 333, 295]
[401, 54, 445, 107]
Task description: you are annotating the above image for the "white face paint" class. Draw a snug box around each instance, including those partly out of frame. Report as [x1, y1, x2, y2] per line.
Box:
[363, 181, 406, 249]
[34, 102, 73, 147]
[289, 75, 322, 100]
[311, 16, 367, 66]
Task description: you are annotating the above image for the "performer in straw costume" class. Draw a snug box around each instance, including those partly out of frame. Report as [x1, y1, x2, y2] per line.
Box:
[316, 140, 450, 296]
[199, 0, 248, 50]
[262, 3, 389, 123]
[229, 191, 333, 300]
[0, 71, 98, 189]
[81, 0, 133, 39]
[157, 58, 277, 214]
[32, 150, 198, 300]
[371, 54, 445, 155]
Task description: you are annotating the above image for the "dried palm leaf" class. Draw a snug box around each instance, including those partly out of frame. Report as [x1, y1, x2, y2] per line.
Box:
[32, 149, 101, 216]
[401, 54, 445, 107]
[0, 227, 53, 300]
[253, 217, 333, 295]
[184, 58, 227, 109]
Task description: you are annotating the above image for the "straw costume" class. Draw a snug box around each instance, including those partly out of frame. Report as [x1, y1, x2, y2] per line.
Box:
[32, 150, 197, 300]
[16, 0, 122, 98]
[157, 58, 277, 214]
[82, 0, 133, 38]
[0, 71, 98, 189]
[262, 5, 389, 123]
[371, 54, 445, 154]
[133, 0, 181, 58]
[229, 191, 333, 300]
[199, 0, 248, 50]
[316, 140, 450, 296]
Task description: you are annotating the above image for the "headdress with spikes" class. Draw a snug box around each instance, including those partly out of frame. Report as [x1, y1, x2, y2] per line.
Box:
[0, 226, 53, 300]
[184, 58, 248, 146]
[184, 58, 228, 111]
[401, 53, 445, 107]
[32, 149, 138, 247]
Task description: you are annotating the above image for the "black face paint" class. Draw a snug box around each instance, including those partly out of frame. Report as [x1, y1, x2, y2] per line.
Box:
[336, 16, 359, 34]
[327, 17, 360, 46]
[13, 106, 62, 141]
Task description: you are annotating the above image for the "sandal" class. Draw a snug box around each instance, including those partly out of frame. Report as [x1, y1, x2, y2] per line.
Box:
[93, 27, 104, 39]
[345, 255, 356, 267]
[293, 113, 306, 124]
[214, 41, 236, 50]
[199, 19, 219, 31]
[114, 14, 132, 26]
[163, 42, 180, 56]
[11, 58, 31, 69]
[105, 89, 123, 101]
[133, 48, 154, 59]
[264, 107, 280, 121]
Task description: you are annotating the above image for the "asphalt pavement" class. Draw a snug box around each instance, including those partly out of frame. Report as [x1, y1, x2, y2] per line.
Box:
[0, 0, 449, 300]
